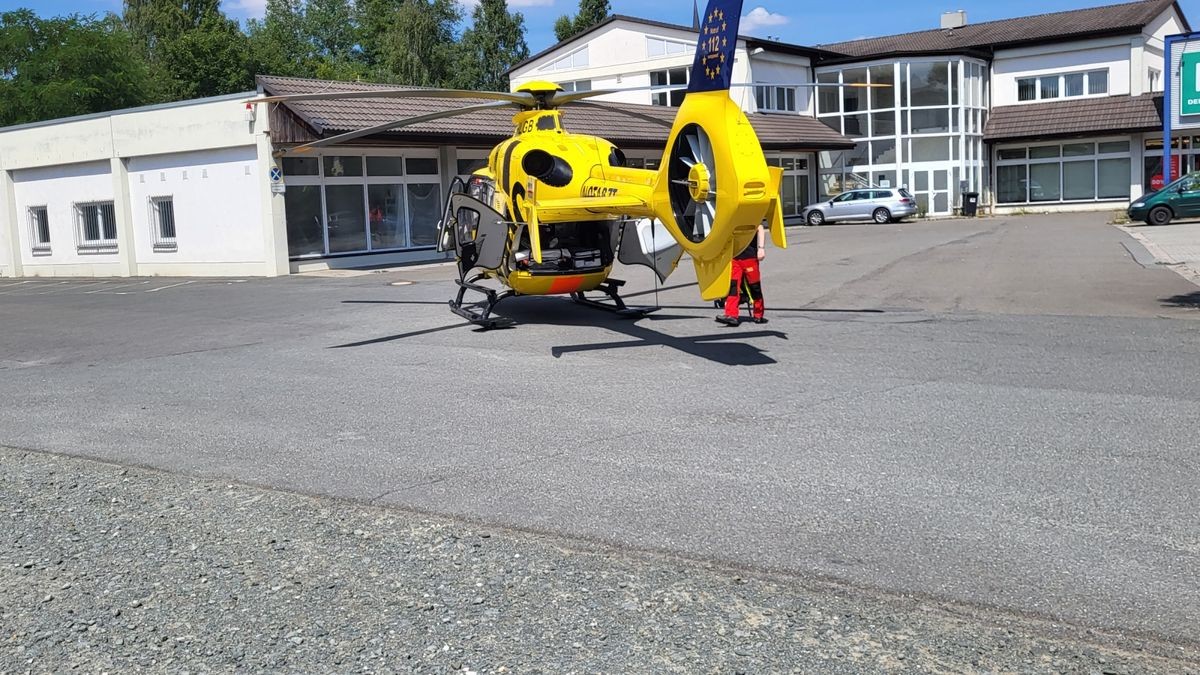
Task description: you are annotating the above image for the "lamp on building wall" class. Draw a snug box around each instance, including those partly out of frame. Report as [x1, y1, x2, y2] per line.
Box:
[244, 102, 257, 122]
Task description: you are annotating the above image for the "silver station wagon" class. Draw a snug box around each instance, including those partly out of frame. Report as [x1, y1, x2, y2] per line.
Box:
[802, 188, 918, 225]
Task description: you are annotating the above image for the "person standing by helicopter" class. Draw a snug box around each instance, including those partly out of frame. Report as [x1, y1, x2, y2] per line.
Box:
[716, 222, 768, 326]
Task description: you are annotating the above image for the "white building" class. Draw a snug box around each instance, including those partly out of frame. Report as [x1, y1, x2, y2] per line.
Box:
[0, 94, 288, 279]
[509, 0, 1190, 217]
[0, 74, 847, 278]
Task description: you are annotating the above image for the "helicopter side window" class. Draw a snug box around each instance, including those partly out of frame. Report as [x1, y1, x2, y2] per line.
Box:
[456, 208, 480, 243]
[536, 116, 558, 131]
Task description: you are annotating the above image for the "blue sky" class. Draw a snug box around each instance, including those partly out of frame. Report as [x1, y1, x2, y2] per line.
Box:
[3, 0, 1198, 54]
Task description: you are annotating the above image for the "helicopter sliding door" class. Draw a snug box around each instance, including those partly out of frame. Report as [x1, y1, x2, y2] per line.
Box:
[444, 193, 509, 272]
[617, 218, 683, 282]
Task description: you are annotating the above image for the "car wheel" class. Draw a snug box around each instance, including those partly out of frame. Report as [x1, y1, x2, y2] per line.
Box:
[1147, 206, 1173, 226]
[872, 208, 891, 224]
[807, 210, 825, 226]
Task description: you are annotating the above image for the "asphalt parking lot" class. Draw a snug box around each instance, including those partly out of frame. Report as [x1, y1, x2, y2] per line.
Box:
[2, 213, 1198, 661]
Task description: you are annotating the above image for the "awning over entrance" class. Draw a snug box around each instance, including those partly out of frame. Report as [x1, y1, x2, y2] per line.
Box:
[257, 75, 855, 152]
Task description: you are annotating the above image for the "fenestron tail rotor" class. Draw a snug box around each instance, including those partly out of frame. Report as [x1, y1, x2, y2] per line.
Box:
[668, 123, 719, 244]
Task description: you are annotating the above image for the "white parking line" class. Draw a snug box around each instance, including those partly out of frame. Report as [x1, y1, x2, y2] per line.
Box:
[84, 280, 154, 294]
[28, 281, 73, 294]
[145, 280, 196, 293]
[0, 281, 40, 294]
[48, 280, 113, 292]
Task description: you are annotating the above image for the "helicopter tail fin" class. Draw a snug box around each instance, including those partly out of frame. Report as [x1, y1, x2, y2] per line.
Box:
[642, 0, 779, 300]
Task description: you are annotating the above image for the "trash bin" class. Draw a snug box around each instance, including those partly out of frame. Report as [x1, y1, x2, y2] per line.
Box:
[961, 192, 979, 217]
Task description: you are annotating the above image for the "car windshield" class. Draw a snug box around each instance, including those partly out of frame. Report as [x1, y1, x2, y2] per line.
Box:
[1165, 173, 1200, 193]
[899, 188, 914, 199]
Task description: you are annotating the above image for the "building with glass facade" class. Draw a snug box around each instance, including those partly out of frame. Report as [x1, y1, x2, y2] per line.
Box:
[509, 0, 1189, 217]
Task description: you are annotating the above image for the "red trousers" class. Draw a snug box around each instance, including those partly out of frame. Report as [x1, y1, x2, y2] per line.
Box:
[724, 257, 764, 320]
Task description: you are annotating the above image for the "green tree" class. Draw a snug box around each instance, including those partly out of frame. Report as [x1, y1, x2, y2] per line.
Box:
[159, 12, 253, 99]
[356, 0, 402, 67]
[122, 0, 252, 100]
[455, 0, 529, 91]
[0, 10, 160, 125]
[375, 0, 461, 87]
[247, 0, 313, 79]
[553, 0, 610, 42]
[304, 0, 358, 63]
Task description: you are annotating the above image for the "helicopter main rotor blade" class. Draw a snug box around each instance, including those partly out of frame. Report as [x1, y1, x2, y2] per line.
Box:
[564, 101, 674, 128]
[250, 88, 536, 106]
[548, 89, 625, 106]
[278, 100, 518, 156]
[564, 82, 891, 97]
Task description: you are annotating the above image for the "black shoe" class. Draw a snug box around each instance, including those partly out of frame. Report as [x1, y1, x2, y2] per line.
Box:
[752, 317, 768, 324]
[714, 315, 739, 326]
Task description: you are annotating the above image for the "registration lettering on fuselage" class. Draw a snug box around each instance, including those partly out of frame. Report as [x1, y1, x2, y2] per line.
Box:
[582, 185, 618, 198]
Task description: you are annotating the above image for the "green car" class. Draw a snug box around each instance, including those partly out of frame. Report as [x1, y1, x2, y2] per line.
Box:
[1128, 173, 1200, 225]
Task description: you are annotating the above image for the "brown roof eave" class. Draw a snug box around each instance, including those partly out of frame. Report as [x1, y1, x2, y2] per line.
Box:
[815, 48, 992, 66]
[984, 125, 1160, 143]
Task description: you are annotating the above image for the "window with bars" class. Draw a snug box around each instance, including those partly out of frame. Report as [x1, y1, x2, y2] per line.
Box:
[75, 201, 117, 251]
[151, 196, 177, 251]
[28, 206, 50, 254]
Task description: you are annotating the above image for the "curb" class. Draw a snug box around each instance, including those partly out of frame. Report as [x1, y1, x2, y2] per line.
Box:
[1115, 224, 1200, 285]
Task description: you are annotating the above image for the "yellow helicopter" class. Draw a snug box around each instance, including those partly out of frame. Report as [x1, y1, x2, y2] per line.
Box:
[255, 0, 788, 328]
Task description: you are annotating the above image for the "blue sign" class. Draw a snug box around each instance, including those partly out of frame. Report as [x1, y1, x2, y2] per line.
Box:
[688, 0, 742, 93]
[270, 167, 282, 181]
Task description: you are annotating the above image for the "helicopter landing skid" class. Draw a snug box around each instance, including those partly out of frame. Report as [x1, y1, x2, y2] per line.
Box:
[571, 279, 657, 318]
[449, 276, 515, 329]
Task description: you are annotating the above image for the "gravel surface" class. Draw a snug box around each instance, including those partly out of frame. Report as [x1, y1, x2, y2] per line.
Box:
[2, 446, 1196, 674]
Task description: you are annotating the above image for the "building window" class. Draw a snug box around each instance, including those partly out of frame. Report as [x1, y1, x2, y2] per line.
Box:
[651, 68, 687, 106]
[28, 206, 50, 255]
[560, 79, 592, 93]
[1017, 69, 1108, 102]
[150, 196, 177, 251]
[995, 139, 1130, 204]
[755, 85, 797, 113]
[646, 36, 689, 57]
[75, 201, 118, 252]
[283, 152, 443, 258]
[539, 46, 588, 72]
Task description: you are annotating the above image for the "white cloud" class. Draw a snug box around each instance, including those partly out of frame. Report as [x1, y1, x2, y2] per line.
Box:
[224, 0, 267, 19]
[740, 6, 789, 35]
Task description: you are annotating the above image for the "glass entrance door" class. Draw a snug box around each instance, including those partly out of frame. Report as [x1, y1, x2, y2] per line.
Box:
[906, 166, 952, 216]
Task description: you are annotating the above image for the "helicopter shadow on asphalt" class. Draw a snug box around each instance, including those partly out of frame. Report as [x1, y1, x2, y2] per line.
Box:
[333, 296, 789, 366]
